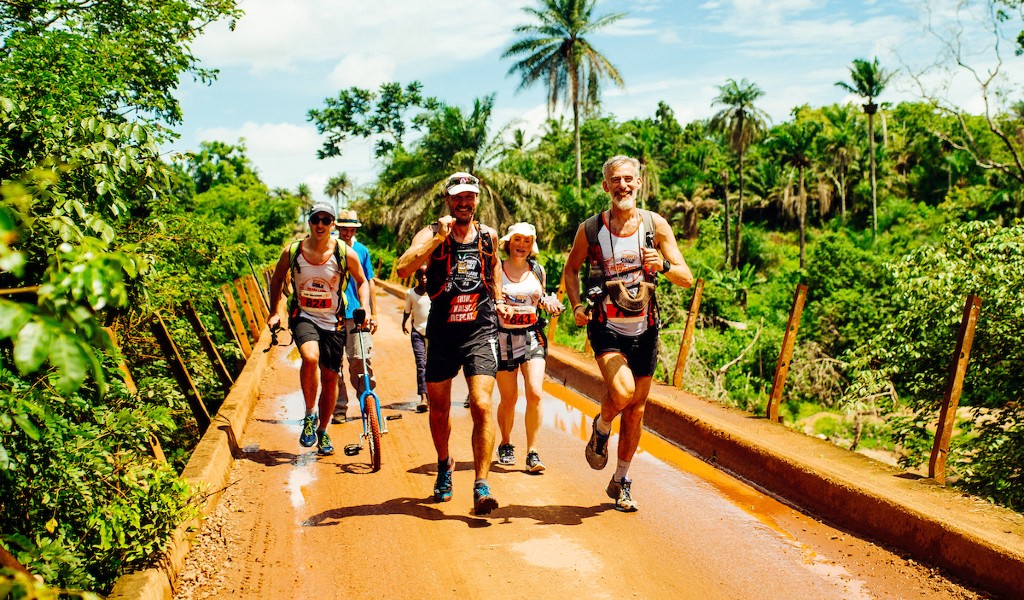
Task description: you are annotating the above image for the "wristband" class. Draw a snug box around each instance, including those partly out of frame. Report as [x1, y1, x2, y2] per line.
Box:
[573, 304, 584, 313]
[661, 259, 671, 274]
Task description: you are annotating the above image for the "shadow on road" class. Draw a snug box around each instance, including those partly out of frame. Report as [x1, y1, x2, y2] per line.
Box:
[302, 495, 613, 529]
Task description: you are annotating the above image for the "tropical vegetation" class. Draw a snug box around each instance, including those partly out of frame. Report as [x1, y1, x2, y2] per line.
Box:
[2, 0, 1024, 596]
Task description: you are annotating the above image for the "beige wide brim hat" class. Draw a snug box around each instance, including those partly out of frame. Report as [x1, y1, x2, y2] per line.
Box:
[336, 209, 362, 227]
[499, 222, 539, 257]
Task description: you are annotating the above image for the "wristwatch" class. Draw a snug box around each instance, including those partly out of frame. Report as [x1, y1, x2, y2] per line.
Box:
[661, 259, 671, 274]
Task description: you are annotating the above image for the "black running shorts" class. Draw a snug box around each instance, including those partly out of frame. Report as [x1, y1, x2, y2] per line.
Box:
[291, 317, 345, 373]
[587, 322, 659, 378]
[425, 325, 498, 382]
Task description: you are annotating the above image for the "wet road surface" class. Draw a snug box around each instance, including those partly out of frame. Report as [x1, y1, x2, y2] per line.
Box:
[173, 289, 986, 600]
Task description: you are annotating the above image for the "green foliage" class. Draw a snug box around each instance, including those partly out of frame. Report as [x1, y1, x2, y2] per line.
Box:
[844, 221, 1024, 508]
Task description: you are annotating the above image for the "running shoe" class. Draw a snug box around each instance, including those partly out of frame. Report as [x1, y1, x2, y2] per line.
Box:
[434, 458, 453, 502]
[497, 443, 515, 465]
[525, 451, 545, 473]
[316, 430, 334, 456]
[473, 481, 499, 515]
[585, 415, 610, 470]
[606, 477, 639, 512]
[416, 394, 429, 413]
[299, 414, 318, 447]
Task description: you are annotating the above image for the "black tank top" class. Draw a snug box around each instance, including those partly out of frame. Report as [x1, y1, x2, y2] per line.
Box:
[425, 227, 496, 336]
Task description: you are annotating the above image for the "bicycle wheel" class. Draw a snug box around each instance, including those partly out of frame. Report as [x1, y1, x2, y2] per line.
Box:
[366, 395, 382, 472]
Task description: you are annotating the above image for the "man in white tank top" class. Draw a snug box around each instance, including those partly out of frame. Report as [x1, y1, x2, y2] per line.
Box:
[267, 202, 371, 458]
[562, 155, 694, 512]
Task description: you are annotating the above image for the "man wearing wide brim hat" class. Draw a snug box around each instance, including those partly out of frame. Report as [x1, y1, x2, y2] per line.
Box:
[333, 208, 378, 423]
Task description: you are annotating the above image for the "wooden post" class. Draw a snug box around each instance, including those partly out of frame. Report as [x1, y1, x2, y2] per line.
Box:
[766, 283, 808, 422]
[102, 326, 137, 394]
[546, 281, 566, 344]
[183, 301, 234, 393]
[150, 312, 211, 434]
[244, 275, 268, 327]
[929, 294, 983, 484]
[672, 279, 705, 388]
[234, 278, 261, 343]
[221, 286, 252, 358]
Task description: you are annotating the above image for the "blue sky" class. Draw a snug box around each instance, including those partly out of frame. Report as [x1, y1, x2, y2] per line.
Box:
[170, 0, 1021, 203]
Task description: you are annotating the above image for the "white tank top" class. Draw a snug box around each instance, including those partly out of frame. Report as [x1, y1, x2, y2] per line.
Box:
[597, 215, 649, 336]
[294, 243, 344, 330]
[499, 264, 544, 330]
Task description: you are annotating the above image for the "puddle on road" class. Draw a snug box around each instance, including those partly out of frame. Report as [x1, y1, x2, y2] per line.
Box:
[539, 379, 793, 536]
[509, 533, 601, 575]
[537, 378, 870, 593]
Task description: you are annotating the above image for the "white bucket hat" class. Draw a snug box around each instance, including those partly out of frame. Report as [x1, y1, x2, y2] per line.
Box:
[499, 222, 539, 257]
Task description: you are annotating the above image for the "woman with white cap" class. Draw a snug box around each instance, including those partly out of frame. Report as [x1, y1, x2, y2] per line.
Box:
[495, 222, 564, 472]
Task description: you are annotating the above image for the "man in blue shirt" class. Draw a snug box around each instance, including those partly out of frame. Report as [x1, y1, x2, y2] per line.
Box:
[334, 209, 378, 422]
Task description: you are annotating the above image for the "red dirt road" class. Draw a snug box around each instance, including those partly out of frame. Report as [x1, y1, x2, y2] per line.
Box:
[174, 290, 985, 600]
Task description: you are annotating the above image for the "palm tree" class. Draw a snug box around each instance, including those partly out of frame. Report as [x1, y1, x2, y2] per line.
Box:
[836, 57, 892, 237]
[295, 183, 314, 213]
[374, 95, 555, 241]
[819, 104, 860, 222]
[767, 120, 822, 269]
[503, 0, 626, 197]
[710, 78, 769, 269]
[324, 173, 352, 214]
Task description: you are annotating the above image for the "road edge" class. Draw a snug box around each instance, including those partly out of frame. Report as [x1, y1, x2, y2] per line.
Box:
[107, 327, 273, 600]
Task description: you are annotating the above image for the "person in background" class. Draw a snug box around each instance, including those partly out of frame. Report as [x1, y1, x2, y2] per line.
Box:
[402, 264, 431, 413]
[334, 209, 378, 423]
[561, 155, 693, 512]
[494, 222, 563, 473]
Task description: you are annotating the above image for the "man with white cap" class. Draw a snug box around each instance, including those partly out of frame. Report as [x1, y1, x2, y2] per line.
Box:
[396, 171, 514, 516]
[333, 208, 378, 423]
[267, 202, 371, 457]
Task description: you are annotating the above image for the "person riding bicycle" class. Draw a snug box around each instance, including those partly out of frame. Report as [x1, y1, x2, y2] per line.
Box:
[267, 202, 371, 456]
[395, 171, 514, 516]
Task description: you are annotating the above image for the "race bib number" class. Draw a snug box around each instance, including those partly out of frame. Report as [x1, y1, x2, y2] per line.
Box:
[299, 279, 334, 313]
[501, 305, 538, 329]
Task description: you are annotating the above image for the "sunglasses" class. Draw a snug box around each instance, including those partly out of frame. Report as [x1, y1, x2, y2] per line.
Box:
[309, 215, 334, 226]
[445, 174, 479, 191]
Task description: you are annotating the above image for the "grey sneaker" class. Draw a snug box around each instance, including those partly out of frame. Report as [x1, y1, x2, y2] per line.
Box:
[473, 481, 499, 515]
[525, 450, 545, 473]
[585, 415, 609, 470]
[299, 414, 318, 447]
[497, 443, 515, 465]
[606, 477, 638, 512]
[416, 394, 428, 413]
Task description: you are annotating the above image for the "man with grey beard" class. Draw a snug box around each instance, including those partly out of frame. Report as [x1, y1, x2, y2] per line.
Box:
[562, 155, 694, 512]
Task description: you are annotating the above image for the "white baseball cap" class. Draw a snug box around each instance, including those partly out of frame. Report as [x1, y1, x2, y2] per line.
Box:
[444, 172, 480, 195]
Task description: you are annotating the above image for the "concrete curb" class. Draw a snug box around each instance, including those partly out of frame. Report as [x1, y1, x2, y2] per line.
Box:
[379, 277, 1024, 598]
[543, 345, 1024, 599]
[107, 327, 273, 600]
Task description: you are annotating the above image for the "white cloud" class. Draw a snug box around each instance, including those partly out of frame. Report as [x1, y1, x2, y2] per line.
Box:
[194, 121, 380, 201]
[194, 0, 533, 73]
[329, 54, 396, 89]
